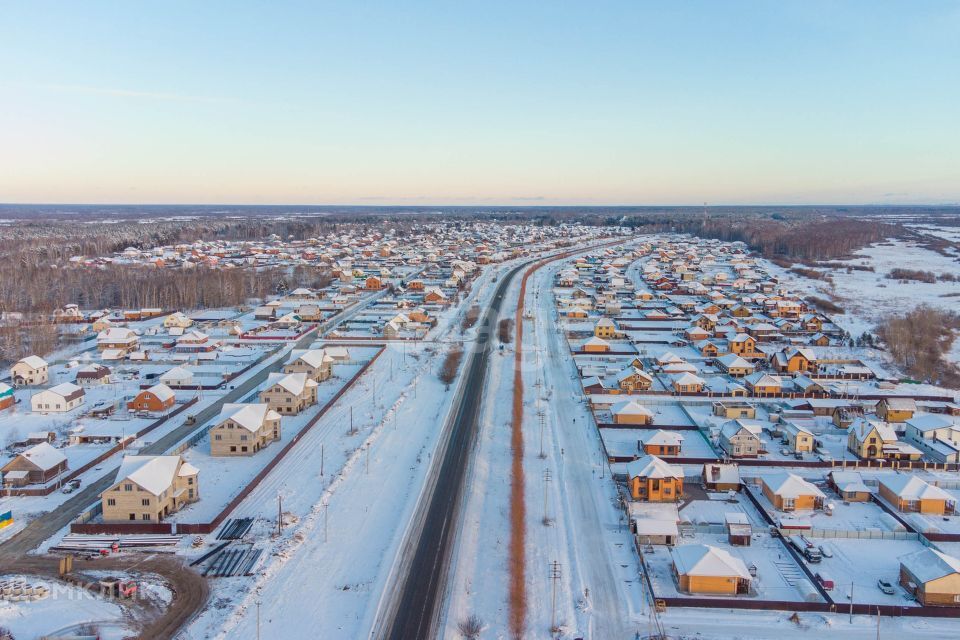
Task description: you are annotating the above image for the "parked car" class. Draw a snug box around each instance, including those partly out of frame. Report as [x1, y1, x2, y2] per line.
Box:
[878, 579, 895, 595]
[815, 572, 835, 590]
[803, 546, 822, 563]
[818, 544, 833, 558]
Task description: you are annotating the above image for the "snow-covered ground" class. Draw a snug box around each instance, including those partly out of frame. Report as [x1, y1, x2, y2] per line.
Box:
[443, 248, 646, 639]
[182, 257, 524, 640]
[767, 237, 960, 339]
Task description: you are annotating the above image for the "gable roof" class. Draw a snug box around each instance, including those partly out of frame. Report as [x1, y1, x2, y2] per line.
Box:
[18, 442, 67, 471]
[763, 472, 826, 499]
[672, 544, 751, 579]
[216, 403, 280, 432]
[900, 548, 960, 584]
[113, 455, 193, 496]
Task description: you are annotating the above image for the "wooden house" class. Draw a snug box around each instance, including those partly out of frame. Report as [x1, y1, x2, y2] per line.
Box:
[827, 470, 871, 502]
[702, 463, 741, 491]
[1, 442, 68, 487]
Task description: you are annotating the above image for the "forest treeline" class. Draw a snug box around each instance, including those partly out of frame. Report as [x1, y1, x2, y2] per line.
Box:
[877, 305, 960, 387]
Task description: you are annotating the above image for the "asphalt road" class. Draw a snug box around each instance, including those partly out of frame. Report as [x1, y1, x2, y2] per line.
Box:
[380, 261, 527, 640]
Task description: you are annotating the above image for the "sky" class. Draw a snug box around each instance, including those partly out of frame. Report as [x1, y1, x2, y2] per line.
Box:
[1, 1, 958, 206]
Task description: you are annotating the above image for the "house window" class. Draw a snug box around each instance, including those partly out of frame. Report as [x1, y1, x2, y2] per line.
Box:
[142, 498, 150, 506]
[188, 477, 193, 485]
[129, 513, 136, 520]
[230, 446, 237, 452]
[142, 513, 151, 521]
[215, 434, 222, 440]
[107, 498, 116, 506]
[124, 484, 133, 491]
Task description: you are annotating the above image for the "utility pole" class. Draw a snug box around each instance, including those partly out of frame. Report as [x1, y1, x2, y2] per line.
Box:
[256, 600, 261, 640]
[876, 607, 881, 640]
[365, 444, 370, 474]
[323, 501, 329, 543]
[539, 413, 546, 459]
[277, 493, 283, 535]
[543, 469, 552, 523]
[850, 581, 854, 623]
[320, 443, 324, 476]
[549, 561, 561, 634]
[349, 406, 355, 435]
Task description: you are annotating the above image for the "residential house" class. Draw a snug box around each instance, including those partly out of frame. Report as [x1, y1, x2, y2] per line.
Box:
[616, 367, 653, 393]
[744, 372, 782, 397]
[879, 476, 955, 515]
[719, 420, 762, 458]
[31, 383, 85, 413]
[97, 327, 139, 354]
[712, 402, 756, 420]
[259, 372, 318, 415]
[672, 544, 751, 595]
[827, 470, 872, 502]
[1, 442, 68, 487]
[163, 312, 193, 329]
[877, 397, 918, 423]
[625, 454, 684, 502]
[905, 414, 960, 463]
[782, 421, 815, 453]
[210, 403, 282, 456]
[715, 354, 754, 378]
[701, 463, 741, 492]
[100, 455, 199, 523]
[75, 364, 111, 386]
[899, 548, 960, 607]
[582, 336, 611, 353]
[642, 430, 684, 457]
[127, 384, 176, 413]
[0, 382, 13, 411]
[772, 347, 817, 374]
[672, 372, 705, 394]
[761, 472, 826, 511]
[611, 400, 654, 425]
[283, 348, 333, 382]
[10, 355, 49, 387]
[594, 318, 620, 339]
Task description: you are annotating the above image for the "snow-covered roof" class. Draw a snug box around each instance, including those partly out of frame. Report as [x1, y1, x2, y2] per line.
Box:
[762, 472, 826, 500]
[265, 372, 316, 396]
[900, 548, 960, 584]
[216, 403, 280, 432]
[611, 400, 653, 417]
[672, 544, 751, 579]
[880, 475, 953, 502]
[286, 348, 331, 369]
[16, 355, 48, 369]
[160, 366, 194, 382]
[113, 455, 190, 496]
[643, 430, 684, 447]
[625, 454, 683, 480]
[19, 441, 67, 471]
[144, 383, 175, 402]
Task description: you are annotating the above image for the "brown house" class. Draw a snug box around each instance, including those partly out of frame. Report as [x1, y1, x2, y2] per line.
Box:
[127, 384, 176, 413]
[1, 442, 68, 486]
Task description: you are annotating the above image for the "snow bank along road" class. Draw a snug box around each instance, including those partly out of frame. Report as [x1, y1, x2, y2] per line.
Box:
[377, 260, 530, 640]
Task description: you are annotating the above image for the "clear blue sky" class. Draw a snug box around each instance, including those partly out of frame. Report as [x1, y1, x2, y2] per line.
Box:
[1, 1, 958, 205]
